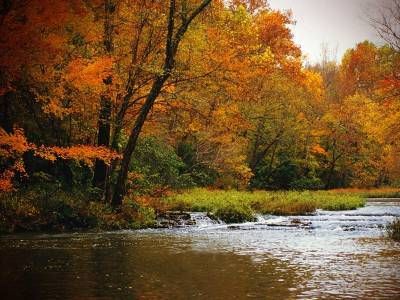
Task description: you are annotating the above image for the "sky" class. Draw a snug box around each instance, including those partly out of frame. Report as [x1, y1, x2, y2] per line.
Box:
[267, 0, 384, 63]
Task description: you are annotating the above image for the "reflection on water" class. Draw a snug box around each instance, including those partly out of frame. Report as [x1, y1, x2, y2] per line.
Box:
[1, 201, 400, 299]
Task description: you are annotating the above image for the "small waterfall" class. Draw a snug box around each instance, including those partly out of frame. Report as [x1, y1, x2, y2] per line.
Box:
[190, 212, 224, 227]
[156, 211, 223, 228]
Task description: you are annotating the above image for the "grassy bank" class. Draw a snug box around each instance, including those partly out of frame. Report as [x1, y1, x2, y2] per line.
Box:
[163, 188, 365, 223]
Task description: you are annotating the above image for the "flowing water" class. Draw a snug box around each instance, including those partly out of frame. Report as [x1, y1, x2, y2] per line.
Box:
[1, 200, 400, 299]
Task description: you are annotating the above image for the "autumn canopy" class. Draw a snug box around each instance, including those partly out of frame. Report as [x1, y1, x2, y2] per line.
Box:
[0, 0, 399, 206]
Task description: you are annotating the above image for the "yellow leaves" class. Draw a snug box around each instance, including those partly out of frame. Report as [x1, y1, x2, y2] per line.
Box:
[229, 155, 253, 183]
[310, 128, 327, 138]
[302, 70, 324, 101]
[188, 120, 203, 133]
[42, 98, 71, 118]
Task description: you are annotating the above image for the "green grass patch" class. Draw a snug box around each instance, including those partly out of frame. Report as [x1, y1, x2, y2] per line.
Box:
[163, 188, 365, 223]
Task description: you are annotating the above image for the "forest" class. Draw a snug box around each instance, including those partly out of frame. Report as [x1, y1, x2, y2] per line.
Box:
[0, 0, 400, 232]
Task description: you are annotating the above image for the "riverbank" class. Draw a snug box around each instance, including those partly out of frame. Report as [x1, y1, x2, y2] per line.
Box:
[2, 187, 400, 233]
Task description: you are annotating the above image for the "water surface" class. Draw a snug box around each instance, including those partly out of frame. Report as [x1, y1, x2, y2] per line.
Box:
[1, 201, 399, 299]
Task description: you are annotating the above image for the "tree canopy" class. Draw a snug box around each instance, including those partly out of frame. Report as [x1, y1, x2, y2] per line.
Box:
[1, 0, 399, 203]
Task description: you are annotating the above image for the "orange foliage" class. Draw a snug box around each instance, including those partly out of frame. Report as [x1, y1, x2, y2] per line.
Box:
[34, 145, 121, 167]
[311, 145, 328, 156]
[0, 127, 120, 191]
[0, 128, 30, 192]
[0, 128, 30, 157]
[65, 57, 114, 89]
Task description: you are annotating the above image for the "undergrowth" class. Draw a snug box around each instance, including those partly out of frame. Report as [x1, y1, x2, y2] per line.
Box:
[0, 187, 155, 233]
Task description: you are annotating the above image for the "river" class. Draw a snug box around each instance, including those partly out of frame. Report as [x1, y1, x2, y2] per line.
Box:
[1, 200, 399, 299]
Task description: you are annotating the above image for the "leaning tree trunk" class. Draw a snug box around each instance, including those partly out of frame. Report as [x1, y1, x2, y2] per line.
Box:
[112, 77, 168, 206]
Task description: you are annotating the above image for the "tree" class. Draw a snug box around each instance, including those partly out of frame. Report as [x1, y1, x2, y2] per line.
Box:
[111, 0, 213, 207]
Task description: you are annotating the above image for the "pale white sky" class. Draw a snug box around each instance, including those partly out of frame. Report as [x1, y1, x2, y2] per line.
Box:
[267, 0, 384, 63]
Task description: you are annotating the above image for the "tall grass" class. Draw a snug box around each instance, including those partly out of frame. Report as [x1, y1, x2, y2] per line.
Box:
[164, 188, 365, 223]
